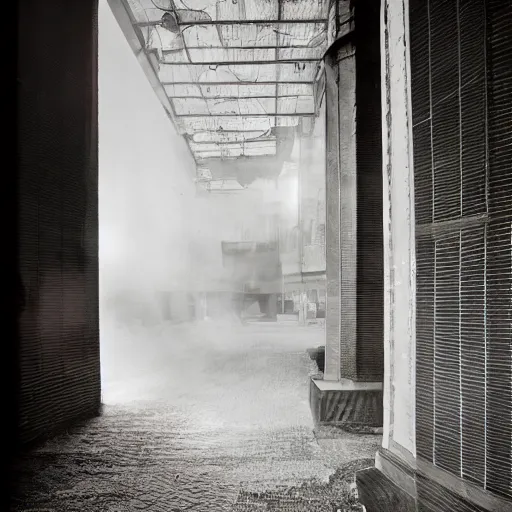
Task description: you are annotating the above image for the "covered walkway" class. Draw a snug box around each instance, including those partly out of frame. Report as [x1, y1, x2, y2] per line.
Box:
[109, 0, 330, 192]
[11, 322, 380, 511]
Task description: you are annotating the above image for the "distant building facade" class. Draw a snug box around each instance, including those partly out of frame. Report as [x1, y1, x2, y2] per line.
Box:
[279, 106, 327, 320]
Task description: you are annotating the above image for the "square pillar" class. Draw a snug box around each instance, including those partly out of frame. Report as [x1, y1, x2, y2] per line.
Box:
[314, 0, 384, 428]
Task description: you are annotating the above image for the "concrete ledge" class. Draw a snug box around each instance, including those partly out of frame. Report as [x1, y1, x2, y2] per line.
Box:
[357, 448, 512, 512]
[309, 377, 383, 427]
[276, 314, 298, 322]
[356, 466, 416, 512]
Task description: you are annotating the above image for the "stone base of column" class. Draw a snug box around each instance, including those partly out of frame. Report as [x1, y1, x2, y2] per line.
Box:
[309, 377, 383, 427]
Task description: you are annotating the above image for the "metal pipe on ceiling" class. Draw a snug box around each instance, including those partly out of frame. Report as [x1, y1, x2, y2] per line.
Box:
[160, 58, 321, 65]
[275, 0, 281, 122]
[168, 95, 310, 100]
[162, 80, 315, 85]
[162, 45, 326, 52]
[190, 138, 277, 145]
[191, 128, 272, 133]
[176, 112, 315, 118]
[136, 19, 328, 27]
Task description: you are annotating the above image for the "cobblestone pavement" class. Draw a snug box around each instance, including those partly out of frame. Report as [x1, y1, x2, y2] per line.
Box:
[11, 321, 381, 511]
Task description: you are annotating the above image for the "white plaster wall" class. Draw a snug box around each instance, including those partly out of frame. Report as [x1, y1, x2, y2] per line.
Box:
[99, 0, 197, 304]
[380, 0, 416, 458]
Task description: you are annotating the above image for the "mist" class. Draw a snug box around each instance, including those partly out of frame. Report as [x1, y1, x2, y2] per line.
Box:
[98, 0, 199, 401]
[97, 0, 326, 409]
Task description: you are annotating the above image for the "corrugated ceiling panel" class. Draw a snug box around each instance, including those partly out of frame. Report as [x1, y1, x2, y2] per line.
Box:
[167, 83, 315, 99]
[165, 48, 276, 63]
[181, 115, 298, 133]
[123, 0, 325, 170]
[279, 47, 326, 60]
[282, 0, 326, 20]
[173, 97, 314, 116]
[162, 47, 326, 63]
[175, 97, 274, 115]
[131, 0, 327, 22]
[189, 140, 276, 152]
[190, 129, 269, 143]
[182, 116, 272, 132]
[277, 96, 314, 114]
[194, 146, 277, 159]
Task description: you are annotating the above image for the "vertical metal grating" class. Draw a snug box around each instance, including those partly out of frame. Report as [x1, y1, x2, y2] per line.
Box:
[325, 0, 383, 383]
[411, 0, 512, 500]
[485, 0, 512, 497]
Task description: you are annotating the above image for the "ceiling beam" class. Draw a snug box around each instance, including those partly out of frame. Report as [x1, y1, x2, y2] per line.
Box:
[162, 80, 314, 86]
[162, 45, 325, 53]
[160, 58, 320, 65]
[136, 19, 327, 27]
[169, 95, 310, 100]
[176, 112, 315, 118]
[194, 150, 276, 155]
[193, 141, 276, 146]
[196, 154, 283, 161]
[191, 128, 273, 133]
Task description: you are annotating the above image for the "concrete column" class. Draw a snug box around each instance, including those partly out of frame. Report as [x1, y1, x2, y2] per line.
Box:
[325, 24, 384, 381]
[267, 293, 278, 321]
[310, 0, 384, 428]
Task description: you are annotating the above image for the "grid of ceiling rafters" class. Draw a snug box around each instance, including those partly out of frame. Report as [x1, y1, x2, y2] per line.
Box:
[122, 0, 328, 165]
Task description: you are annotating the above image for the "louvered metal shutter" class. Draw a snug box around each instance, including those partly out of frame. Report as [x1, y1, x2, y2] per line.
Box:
[17, 0, 101, 445]
[410, 0, 512, 499]
[354, 0, 384, 380]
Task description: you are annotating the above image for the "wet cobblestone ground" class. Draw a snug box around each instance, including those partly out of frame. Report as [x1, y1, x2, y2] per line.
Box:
[11, 321, 381, 511]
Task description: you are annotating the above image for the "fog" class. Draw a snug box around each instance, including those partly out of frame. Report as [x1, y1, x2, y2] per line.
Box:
[100, 1, 275, 402]
[98, 0, 325, 405]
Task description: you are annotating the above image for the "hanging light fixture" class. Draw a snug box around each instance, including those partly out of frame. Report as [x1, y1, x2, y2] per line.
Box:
[161, 11, 180, 33]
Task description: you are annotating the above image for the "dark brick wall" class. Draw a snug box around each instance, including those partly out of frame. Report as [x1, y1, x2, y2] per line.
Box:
[16, 0, 100, 447]
[354, 0, 384, 381]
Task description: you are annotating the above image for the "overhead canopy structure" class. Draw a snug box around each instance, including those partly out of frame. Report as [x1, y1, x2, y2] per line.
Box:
[109, 0, 330, 188]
